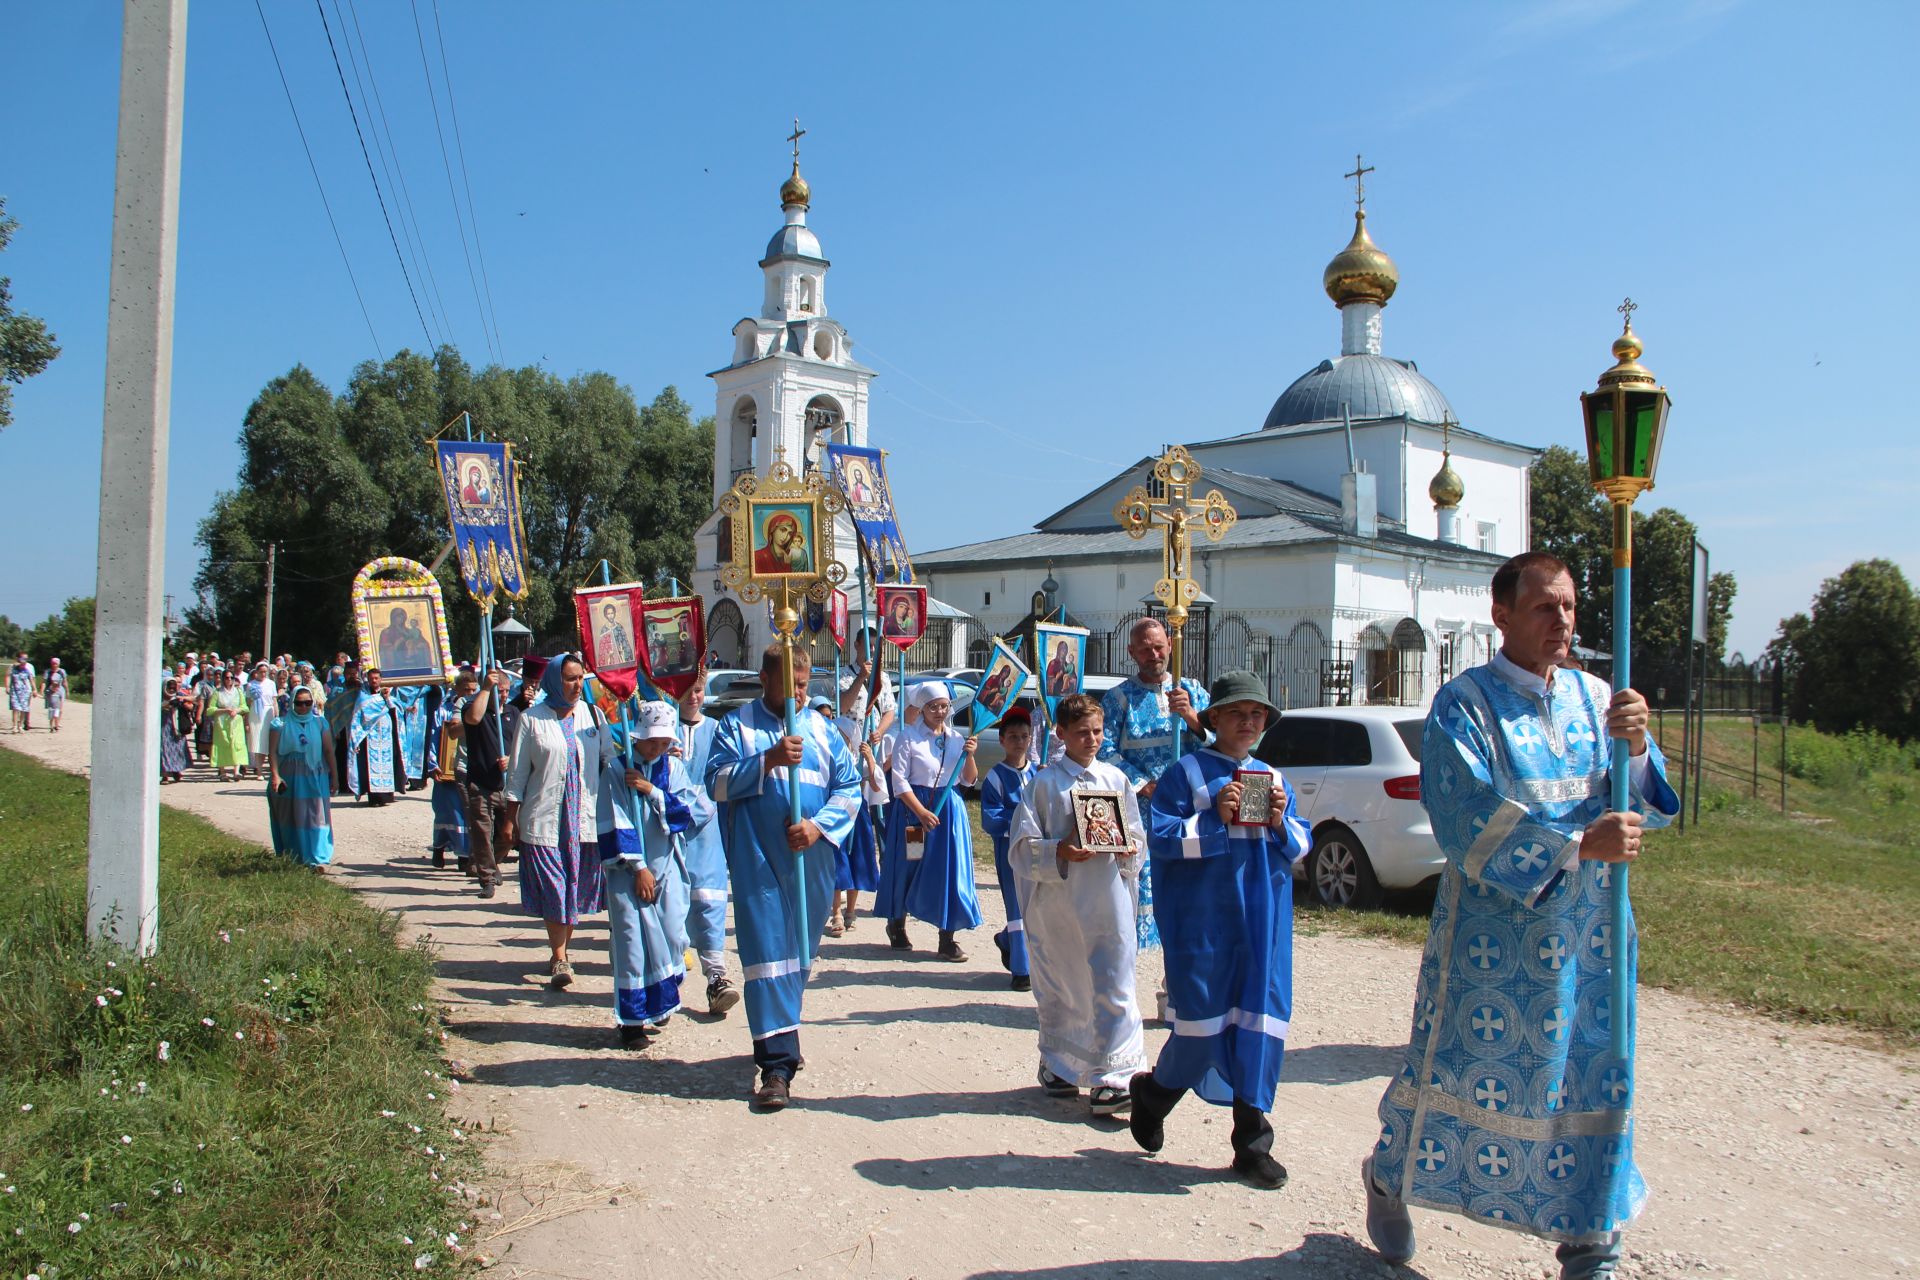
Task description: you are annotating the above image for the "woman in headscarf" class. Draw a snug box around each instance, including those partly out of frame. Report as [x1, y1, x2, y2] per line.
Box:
[209, 667, 251, 782]
[7, 652, 36, 733]
[42, 658, 68, 732]
[503, 654, 619, 987]
[875, 680, 983, 960]
[245, 661, 277, 775]
[268, 684, 338, 868]
[159, 676, 194, 782]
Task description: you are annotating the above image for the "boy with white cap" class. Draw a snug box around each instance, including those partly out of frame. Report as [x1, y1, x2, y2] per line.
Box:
[599, 700, 712, 1047]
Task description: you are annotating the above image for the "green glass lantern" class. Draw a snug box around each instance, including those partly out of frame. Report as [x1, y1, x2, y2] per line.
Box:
[1580, 298, 1671, 505]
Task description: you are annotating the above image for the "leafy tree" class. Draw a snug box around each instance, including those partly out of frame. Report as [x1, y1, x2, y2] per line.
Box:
[0, 615, 25, 658]
[26, 597, 95, 681]
[0, 198, 61, 432]
[1529, 444, 1735, 695]
[191, 347, 714, 661]
[1767, 559, 1920, 740]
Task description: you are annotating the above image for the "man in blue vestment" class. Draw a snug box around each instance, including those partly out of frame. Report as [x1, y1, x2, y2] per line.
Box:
[1362, 551, 1678, 1279]
[706, 643, 863, 1111]
[676, 677, 740, 1016]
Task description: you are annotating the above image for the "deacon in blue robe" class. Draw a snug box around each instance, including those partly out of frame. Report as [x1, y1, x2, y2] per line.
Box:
[1132, 672, 1308, 1188]
[1363, 552, 1678, 1278]
[391, 684, 431, 789]
[705, 644, 863, 1109]
[676, 683, 738, 1015]
[980, 736, 1039, 987]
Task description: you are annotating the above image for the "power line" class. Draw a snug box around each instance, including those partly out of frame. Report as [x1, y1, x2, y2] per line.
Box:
[327, 0, 446, 349]
[408, 0, 498, 365]
[430, 0, 506, 361]
[313, 0, 436, 353]
[252, 0, 385, 362]
[342, 0, 459, 352]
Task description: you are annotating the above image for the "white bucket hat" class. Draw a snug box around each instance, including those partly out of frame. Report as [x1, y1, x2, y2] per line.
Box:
[635, 700, 678, 740]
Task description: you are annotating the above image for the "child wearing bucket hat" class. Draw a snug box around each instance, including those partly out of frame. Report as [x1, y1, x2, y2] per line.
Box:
[1129, 670, 1311, 1190]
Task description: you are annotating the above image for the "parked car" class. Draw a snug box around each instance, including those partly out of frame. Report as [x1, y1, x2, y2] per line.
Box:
[1252, 705, 1437, 909]
[706, 667, 845, 719]
[703, 668, 759, 700]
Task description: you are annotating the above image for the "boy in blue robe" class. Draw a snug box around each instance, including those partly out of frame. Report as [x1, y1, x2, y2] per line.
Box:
[1362, 552, 1676, 1279]
[600, 700, 712, 1045]
[1130, 670, 1310, 1190]
[705, 643, 864, 1111]
[980, 708, 1038, 992]
[675, 679, 740, 1016]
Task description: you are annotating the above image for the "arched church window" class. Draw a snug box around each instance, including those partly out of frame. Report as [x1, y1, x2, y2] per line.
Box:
[812, 329, 835, 361]
[803, 395, 844, 472]
[730, 398, 758, 483]
[798, 276, 816, 312]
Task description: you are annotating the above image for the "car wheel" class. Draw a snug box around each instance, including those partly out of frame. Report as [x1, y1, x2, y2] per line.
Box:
[1309, 824, 1382, 910]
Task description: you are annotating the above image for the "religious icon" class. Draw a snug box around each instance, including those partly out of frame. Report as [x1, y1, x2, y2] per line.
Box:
[450, 451, 502, 510]
[572, 581, 648, 700]
[372, 601, 436, 678]
[877, 584, 927, 651]
[351, 557, 456, 688]
[970, 636, 1033, 731]
[1033, 622, 1089, 716]
[644, 604, 697, 679]
[828, 588, 849, 650]
[844, 458, 875, 508]
[1233, 769, 1275, 827]
[748, 500, 818, 578]
[1071, 790, 1133, 855]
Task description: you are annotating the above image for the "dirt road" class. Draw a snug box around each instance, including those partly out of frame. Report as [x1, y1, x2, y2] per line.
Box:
[8, 704, 1914, 1278]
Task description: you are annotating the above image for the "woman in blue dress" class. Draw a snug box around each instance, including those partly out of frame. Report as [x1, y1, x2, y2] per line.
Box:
[876, 681, 980, 960]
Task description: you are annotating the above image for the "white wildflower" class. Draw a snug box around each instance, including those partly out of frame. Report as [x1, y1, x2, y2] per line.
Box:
[121, 1135, 133, 1145]
[157, 1041, 171, 1061]
[19, 1104, 30, 1112]
[95, 995, 108, 1007]
[201, 1017, 215, 1027]
[68, 1222, 82, 1233]
[414, 1254, 433, 1270]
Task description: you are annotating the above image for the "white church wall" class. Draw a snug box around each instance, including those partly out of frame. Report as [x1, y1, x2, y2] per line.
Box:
[1400, 426, 1533, 550]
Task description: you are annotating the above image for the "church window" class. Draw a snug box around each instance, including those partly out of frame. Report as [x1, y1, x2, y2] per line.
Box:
[1477, 521, 1498, 553]
[1117, 571, 1126, 590]
[812, 329, 835, 361]
[798, 275, 816, 312]
[984, 590, 992, 607]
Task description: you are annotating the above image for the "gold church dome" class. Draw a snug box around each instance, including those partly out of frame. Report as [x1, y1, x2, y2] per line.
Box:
[1323, 210, 1399, 308]
[780, 163, 811, 210]
[1429, 455, 1464, 508]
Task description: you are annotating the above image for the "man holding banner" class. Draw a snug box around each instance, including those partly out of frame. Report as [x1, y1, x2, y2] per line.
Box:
[705, 643, 863, 1111]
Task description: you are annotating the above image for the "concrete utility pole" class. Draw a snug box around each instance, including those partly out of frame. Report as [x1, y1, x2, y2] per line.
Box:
[262, 542, 276, 659]
[88, 0, 188, 955]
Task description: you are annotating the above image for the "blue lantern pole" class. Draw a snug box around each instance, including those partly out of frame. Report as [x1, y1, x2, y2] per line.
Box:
[773, 581, 809, 969]
[1608, 513, 1634, 1061]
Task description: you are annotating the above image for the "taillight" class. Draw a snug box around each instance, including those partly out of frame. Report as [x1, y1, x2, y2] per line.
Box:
[1383, 775, 1421, 801]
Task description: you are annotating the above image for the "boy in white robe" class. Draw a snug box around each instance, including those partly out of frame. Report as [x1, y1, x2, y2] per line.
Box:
[1007, 693, 1147, 1117]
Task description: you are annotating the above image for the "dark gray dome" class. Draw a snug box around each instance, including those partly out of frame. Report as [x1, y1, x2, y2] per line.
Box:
[1263, 353, 1453, 429]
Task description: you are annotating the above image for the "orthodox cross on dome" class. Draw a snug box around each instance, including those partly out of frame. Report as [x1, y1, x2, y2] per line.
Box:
[1617, 296, 1637, 331]
[787, 118, 807, 164]
[1345, 154, 1376, 209]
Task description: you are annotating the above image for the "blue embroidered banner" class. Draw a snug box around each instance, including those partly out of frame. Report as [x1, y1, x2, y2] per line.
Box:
[435, 441, 531, 605]
[823, 443, 913, 584]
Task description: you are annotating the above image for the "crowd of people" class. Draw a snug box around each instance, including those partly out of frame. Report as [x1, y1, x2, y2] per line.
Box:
[5, 651, 68, 733]
[96, 549, 1672, 1277]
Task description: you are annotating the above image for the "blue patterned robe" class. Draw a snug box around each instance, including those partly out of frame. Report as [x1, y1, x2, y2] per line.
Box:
[390, 686, 430, 784]
[1371, 656, 1678, 1244]
[1098, 675, 1210, 950]
[1146, 747, 1310, 1110]
[705, 700, 863, 1052]
[347, 692, 404, 795]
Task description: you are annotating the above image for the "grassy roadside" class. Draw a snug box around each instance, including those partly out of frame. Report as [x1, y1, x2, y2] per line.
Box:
[1300, 718, 1920, 1047]
[0, 749, 479, 1278]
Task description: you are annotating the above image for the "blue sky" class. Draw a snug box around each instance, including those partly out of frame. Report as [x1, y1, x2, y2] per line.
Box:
[3, 0, 1914, 657]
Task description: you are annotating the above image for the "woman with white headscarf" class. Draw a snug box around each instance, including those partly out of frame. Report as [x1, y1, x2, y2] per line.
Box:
[875, 680, 982, 961]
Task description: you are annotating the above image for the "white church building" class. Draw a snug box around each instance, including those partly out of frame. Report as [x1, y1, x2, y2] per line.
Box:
[694, 148, 1539, 707]
[915, 197, 1539, 708]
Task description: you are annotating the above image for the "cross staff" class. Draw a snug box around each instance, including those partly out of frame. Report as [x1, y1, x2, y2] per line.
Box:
[1113, 445, 1237, 749]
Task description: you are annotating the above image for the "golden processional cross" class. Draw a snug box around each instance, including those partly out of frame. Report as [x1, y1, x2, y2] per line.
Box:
[1112, 444, 1237, 684]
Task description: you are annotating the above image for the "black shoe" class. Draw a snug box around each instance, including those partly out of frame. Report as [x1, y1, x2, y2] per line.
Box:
[937, 930, 967, 963]
[752, 1071, 791, 1111]
[707, 977, 741, 1016]
[1089, 1086, 1132, 1117]
[994, 930, 1012, 971]
[1038, 1065, 1079, 1098]
[618, 1023, 654, 1049]
[1128, 1073, 1167, 1153]
[1232, 1151, 1289, 1190]
[457, 857, 472, 877]
[1010, 974, 1032, 992]
[477, 880, 497, 900]
[432, 848, 446, 869]
[886, 921, 912, 951]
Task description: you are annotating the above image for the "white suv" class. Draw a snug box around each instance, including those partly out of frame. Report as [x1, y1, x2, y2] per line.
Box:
[1254, 706, 1440, 909]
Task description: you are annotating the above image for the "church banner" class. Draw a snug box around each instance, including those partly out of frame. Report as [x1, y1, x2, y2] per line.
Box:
[877, 583, 927, 653]
[637, 595, 705, 701]
[573, 581, 647, 701]
[828, 587, 849, 650]
[436, 440, 532, 606]
[971, 637, 1033, 733]
[824, 443, 913, 584]
[1034, 621, 1088, 720]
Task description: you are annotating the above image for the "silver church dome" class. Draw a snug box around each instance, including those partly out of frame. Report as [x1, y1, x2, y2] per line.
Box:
[1263, 353, 1453, 429]
[763, 222, 823, 263]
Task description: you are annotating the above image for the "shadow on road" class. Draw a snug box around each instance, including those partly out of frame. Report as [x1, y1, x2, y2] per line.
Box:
[856, 1148, 1208, 1195]
[965, 1233, 1430, 1277]
[1278, 1041, 1404, 1086]
[467, 1050, 755, 1100]
[815, 1000, 1034, 1031]
[806, 1085, 1101, 1127]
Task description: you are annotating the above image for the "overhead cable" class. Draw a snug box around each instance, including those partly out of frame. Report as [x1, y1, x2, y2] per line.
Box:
[409, 0, 497, 365]
[430, 0, 507, 360]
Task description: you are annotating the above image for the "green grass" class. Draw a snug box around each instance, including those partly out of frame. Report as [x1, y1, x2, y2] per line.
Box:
[0, 749, 478, 1278]
[1305, 717, 1920, 1047]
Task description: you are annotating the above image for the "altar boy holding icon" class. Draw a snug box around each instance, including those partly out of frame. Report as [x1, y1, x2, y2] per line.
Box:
[1130, 671, 1311, 1190]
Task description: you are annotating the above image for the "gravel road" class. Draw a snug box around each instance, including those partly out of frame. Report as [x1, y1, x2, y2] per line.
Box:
[9, 705, 1915, 1279]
